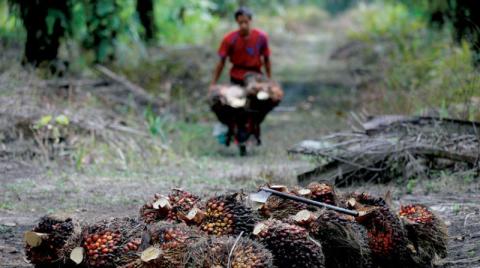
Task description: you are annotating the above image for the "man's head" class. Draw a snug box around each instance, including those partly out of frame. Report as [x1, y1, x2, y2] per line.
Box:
[235, 7, 252, 36]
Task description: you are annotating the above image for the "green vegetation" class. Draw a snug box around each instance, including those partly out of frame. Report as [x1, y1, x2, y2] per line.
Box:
[349, 1, 480, 120]
[2, 0, 358, 68]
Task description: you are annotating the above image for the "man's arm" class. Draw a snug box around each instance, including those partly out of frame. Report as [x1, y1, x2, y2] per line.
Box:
[264, 56, 271, 79]
[211, 58, 226, 90]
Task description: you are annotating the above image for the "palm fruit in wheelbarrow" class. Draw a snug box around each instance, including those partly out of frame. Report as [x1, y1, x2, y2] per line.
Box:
[209, 84, 247, 108]
[244, 73, 284, 103]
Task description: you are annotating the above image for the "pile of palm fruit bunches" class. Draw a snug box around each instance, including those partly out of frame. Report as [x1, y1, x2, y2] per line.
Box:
[24, 184, 448, 268]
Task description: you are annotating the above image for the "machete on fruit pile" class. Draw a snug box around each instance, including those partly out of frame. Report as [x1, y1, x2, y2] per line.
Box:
[250, 187, 359, 216]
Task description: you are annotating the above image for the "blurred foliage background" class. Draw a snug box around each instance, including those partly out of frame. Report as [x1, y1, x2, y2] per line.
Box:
[1, 0, 478, 64]
[0, 0, 479, 119]
[1, 0, 360, 65]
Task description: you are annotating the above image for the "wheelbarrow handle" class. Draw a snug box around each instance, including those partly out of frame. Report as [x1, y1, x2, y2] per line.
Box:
[260, 187, 359, 217]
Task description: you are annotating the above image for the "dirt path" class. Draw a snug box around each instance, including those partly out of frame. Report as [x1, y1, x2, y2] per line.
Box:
[1, 13, 479, 268]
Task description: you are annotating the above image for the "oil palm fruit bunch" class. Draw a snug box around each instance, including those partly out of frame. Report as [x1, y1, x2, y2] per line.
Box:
[253, 219, 325, 268]
[347, 195, 415, 268]
[306, 182, 337, 205]
[24, 214, 76, 267]
[358, 208, 412, 267]
[258, 185, 307, 219]
[144, 222, 201, 250]
[129, 223, 203, 268]
[189, 236, 273, 268]
[200, 193, 256, 236]
[399, 204, 448, 264]
[140, 193, 171, 224]
[140, 189, 200, 224]
[294, 210, 372, 268]
[342, 192, 387, 209]
[167, 189, 201, 222]
[76, 217, 144, 268]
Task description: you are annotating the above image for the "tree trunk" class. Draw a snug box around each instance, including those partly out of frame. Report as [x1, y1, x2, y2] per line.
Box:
[136, 0, 155, 41]
[13, 0, 70, 67]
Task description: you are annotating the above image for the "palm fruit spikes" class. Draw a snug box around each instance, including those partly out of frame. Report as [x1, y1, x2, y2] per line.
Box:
[24, 214, 76, 266]
[253, 219, 325, 268]
[122, 245, 183, 268]
[229, 238, 273, 268]
[187, 236, 274, 268]
[140, 189, 200, 224]
[200, 193, 256, 236]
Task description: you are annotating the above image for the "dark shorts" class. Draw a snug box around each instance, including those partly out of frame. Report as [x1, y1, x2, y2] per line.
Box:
[230, 77, 246, 87]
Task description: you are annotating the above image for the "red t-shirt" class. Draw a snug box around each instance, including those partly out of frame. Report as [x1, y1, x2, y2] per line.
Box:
[218, 28, 270, 81]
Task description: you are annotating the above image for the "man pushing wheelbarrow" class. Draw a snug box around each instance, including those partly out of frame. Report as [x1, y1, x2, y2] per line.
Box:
[209, 7, 283, 156]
